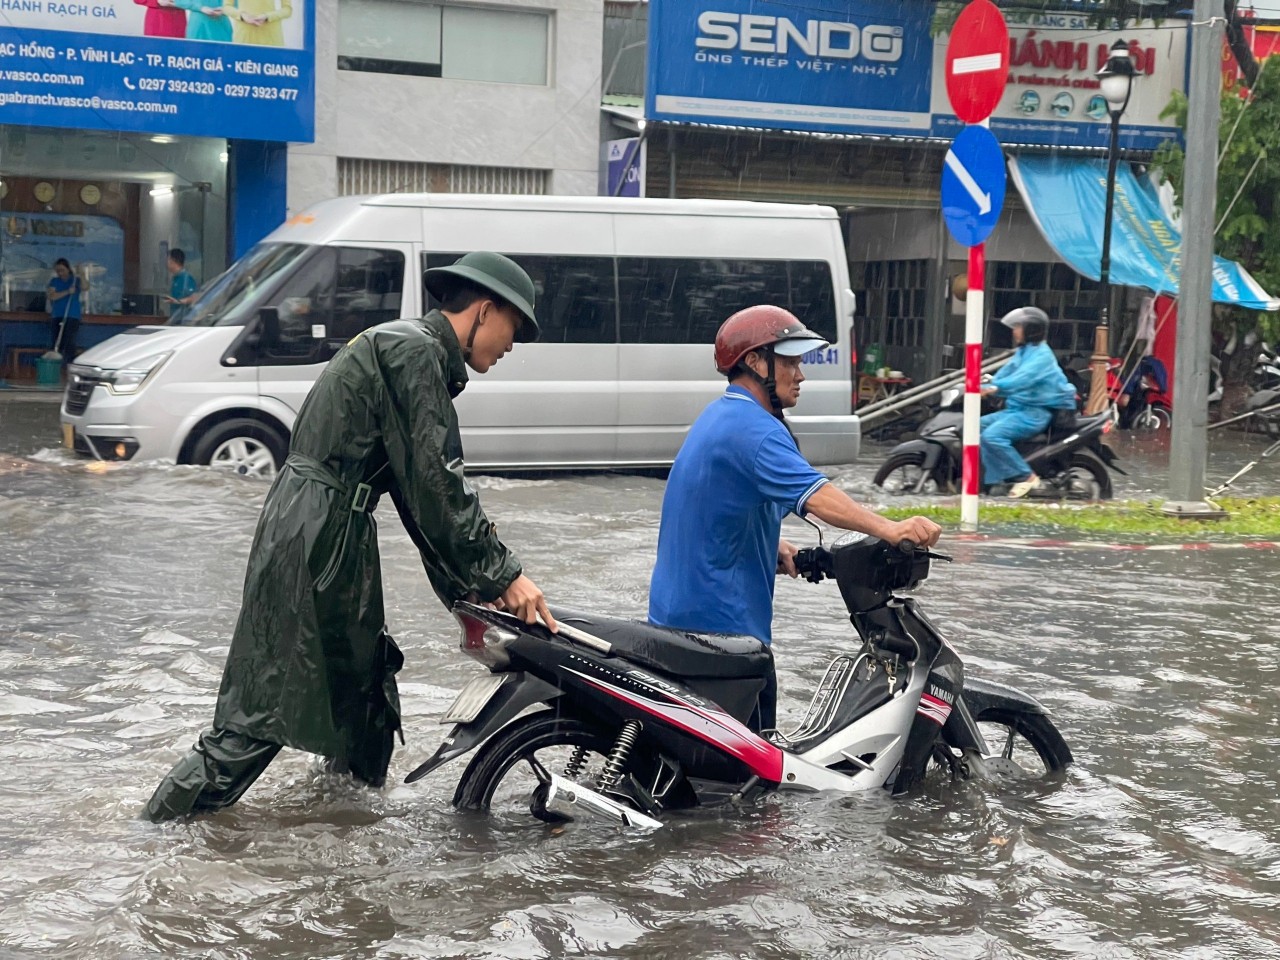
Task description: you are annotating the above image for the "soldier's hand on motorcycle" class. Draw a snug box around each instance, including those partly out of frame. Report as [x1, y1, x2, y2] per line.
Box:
[890, 516, 942, 549]
[499, 574, 558, 632]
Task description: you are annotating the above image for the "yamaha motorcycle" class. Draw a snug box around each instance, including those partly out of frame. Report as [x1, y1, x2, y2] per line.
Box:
[406, 534, 1073, 829]
[873, 387, 1122, 499]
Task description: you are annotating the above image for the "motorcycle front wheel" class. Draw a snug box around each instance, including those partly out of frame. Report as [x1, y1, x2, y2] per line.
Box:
[1133, 403, 1171, 434]
[969, 706, 1073, 778]
[873, 451, 944, 495]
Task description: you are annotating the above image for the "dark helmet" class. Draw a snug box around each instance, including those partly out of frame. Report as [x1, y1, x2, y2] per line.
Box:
[1000, 306, 1049, 344]
[713, 305, 828, 375]
[424, 251, 540, 343]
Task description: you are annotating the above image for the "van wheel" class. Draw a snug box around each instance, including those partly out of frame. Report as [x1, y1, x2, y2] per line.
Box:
[192, 419, 286, 480]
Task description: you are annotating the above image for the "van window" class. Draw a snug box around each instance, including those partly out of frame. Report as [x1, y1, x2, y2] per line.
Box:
[423, 253, 837, 346]
[333, 248, 405, 337]
[183, 242, 312, 327]
[616, 258, 837, 345]
[424, 253, 617, 344]
[260, 246, 405, 364]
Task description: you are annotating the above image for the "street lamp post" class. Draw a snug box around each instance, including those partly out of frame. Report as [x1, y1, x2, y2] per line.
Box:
[1086, 40, 1137, 415]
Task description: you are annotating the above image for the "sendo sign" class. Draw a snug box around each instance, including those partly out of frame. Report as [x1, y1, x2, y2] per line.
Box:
[647, 0, 935, 137]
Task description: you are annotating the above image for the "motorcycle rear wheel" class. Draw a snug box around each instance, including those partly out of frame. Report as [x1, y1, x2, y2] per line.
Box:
[873, 451, 943, 495]
[1062, 450, 1113, 500]
[452, 711, 685, 822]
[970, 706, 1073, 778]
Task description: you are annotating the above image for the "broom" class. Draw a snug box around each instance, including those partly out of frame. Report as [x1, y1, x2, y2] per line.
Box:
[43, 279, 74, 363]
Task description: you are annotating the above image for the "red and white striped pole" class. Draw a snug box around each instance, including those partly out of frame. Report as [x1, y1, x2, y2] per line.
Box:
[961, 242, 984, 531]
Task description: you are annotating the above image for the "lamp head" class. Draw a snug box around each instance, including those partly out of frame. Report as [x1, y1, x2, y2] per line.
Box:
[1096, 39, 1136, 112]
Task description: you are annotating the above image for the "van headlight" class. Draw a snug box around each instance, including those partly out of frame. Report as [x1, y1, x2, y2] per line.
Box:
[105, 352, 171, 395]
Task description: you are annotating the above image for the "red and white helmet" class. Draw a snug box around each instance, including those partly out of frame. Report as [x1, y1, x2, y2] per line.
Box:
[713, 305, 829, 375]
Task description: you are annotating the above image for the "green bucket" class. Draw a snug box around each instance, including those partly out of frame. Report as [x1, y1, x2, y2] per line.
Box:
[35, 356, 62, 389]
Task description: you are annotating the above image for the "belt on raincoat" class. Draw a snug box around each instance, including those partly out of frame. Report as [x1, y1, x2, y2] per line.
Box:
[285, 452, 389, 591]
[284, 452, 386, 513]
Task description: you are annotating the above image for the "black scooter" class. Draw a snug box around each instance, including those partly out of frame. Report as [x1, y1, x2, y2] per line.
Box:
[874, 387, 1123, 499]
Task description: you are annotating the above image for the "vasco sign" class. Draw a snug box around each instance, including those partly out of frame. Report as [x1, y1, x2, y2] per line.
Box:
[0, 0, 315, 142]
[648, 0, 934, 136]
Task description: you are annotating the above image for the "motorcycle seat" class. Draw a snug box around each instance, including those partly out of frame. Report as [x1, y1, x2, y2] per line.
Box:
[1023, 411, 1107, 446]
[547, 607, 773, 679]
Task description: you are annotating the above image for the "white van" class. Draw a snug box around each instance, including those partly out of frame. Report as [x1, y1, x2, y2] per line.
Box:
[59, 195, 860, 475]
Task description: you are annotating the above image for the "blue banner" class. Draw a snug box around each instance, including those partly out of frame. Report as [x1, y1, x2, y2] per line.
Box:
[646, 0, 936, 136]
[1009, 155, 1279, 311]
[0, 1, 314, 142]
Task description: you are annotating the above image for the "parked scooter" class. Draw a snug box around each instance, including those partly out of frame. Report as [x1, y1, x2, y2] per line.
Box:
[873, 387, 1122, 499]
[1234, 343, 1280, 436]
[1108, 356, 1171, 433]
[405, 534, 1072, 829]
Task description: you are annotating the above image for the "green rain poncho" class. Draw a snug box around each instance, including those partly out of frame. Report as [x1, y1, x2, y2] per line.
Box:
[212, 310, 521, 774]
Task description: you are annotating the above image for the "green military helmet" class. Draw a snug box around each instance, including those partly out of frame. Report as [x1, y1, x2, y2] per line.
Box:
[424, 251, 540, 343]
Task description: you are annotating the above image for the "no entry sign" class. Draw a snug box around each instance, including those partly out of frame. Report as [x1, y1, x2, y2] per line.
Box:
[945, 0, 1010, 123]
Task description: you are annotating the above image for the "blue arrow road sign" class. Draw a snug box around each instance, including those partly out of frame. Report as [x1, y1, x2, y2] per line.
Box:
[941, 125, 1007, 247]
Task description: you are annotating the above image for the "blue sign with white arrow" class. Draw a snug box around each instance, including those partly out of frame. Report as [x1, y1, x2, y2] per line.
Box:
[941, 125, 1007, 247]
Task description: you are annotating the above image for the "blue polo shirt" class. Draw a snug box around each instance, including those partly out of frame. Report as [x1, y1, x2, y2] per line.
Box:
[648, 386, 829, 645]
[170, 269, 198, 315]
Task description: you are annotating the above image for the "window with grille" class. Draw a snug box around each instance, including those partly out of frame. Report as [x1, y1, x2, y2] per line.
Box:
[858, 259, 927, 349]
[337, 158, 549, 196]
[988, 260, 1099, 355]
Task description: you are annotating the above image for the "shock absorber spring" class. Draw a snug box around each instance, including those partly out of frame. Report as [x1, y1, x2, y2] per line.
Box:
[596, 720, 641, 792]
[562, 746, 589, 781]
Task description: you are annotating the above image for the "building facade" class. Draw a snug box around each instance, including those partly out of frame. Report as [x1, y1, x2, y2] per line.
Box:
[289, 0, 603, 213]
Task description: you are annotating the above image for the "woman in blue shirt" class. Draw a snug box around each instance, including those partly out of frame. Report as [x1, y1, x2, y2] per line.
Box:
[46, 258, 88, 363]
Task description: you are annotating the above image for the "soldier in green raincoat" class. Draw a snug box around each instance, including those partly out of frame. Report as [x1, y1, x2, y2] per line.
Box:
[144, 252, 556, 822]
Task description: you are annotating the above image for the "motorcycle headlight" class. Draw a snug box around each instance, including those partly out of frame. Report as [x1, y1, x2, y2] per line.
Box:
[105, 352, 171, 395]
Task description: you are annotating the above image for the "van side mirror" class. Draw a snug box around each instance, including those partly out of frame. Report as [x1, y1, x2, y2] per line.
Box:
[258, 306, 281, 345]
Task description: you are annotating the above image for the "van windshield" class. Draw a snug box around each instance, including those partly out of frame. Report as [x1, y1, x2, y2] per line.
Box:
[179, 243, 314, 327]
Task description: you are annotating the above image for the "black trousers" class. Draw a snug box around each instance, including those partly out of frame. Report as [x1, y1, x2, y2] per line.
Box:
[51, 317, 79, 363]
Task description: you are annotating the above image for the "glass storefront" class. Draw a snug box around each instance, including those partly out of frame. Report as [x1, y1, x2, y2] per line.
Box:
[0, 125, 228, 323]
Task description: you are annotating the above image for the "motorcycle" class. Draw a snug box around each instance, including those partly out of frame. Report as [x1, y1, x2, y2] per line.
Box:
[405, 534, 1073, 829]
[1235, 343, 1280, 437]
[1108, 356, 1171, 433]
[873, 387, 1122, 499]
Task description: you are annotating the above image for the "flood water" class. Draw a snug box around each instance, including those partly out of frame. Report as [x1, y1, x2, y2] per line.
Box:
[3, 393, 1279, 959]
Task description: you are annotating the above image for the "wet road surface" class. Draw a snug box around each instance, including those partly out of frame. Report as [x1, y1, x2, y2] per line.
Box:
[2, 392, 1279, 958]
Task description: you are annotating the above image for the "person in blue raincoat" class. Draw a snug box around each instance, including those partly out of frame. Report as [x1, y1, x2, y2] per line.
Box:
[979, 306, 1077, 498]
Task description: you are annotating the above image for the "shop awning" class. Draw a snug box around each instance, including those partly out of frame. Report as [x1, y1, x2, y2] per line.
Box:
[1008, 155, 1280, 312]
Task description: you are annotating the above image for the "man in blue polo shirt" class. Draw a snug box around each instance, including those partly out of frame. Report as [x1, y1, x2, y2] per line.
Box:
[649, 305, 941, 732]
[165, 248, 199, 319]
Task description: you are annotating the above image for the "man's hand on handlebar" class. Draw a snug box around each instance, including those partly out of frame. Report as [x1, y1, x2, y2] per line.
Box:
[888, 516, 942, 549]
[496, 574, 558, 632]
[776, 538, 799, 578]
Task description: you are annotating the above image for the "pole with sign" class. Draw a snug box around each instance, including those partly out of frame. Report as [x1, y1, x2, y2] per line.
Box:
[941, 0, 1008, 531]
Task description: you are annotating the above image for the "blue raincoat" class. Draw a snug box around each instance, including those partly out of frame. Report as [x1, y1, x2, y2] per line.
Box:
[981, 342, 1076, 484]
